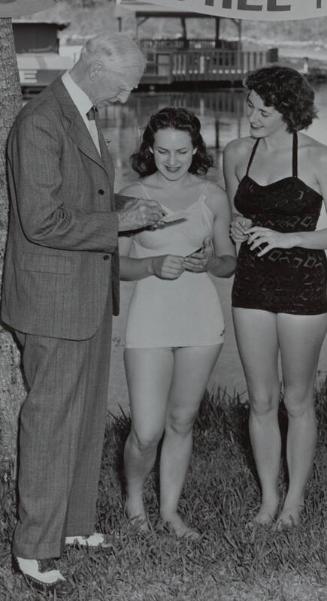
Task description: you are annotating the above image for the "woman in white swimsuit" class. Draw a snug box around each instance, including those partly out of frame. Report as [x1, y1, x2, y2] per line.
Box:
[119, 107, 236, 537]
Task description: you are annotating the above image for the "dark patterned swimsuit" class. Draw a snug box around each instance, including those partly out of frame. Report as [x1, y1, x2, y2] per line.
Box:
[232, 133, 327, 314]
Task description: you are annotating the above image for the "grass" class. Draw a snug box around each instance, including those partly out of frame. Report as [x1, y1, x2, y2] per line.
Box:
[1, 385, 327, 601]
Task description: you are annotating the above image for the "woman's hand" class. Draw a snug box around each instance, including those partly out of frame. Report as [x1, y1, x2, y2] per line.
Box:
[150, 255, 185, 279]
[230, 215, 253, 243]
[247, 227, 299, 257]
[183, 237, 214, 273]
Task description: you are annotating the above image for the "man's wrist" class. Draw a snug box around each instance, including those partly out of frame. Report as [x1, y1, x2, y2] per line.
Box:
[117, 210, 131, 232]
[146, 257, 154, 276]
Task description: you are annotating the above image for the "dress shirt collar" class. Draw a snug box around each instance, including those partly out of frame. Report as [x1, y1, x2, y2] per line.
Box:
[62, 71, 93, 121]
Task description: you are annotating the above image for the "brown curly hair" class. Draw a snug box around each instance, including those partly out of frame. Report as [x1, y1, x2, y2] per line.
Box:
[245, 65, 317, 132]
[131, 107, 213, 177]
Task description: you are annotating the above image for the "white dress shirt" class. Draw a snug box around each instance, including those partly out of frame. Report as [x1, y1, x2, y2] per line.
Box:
[62, 71, 101, 155]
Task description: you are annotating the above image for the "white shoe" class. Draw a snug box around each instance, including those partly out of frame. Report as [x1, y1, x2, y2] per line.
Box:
[14, 557, 73, 595]
[65, 532, 112, 548]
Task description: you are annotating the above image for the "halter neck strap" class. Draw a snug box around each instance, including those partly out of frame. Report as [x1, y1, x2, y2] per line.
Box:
[246, 138, 260, 176]
[292, 132, 298, 178]
[246, 133, 298, 178]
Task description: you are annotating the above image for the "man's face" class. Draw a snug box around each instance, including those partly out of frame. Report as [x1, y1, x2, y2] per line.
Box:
[94, 58, 145, 106]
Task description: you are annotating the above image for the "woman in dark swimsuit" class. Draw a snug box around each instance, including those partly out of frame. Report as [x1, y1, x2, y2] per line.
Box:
[224, 66, 327, 529]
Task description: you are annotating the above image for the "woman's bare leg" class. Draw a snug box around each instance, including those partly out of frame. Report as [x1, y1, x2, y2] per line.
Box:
[160, 344, 222, 537]
[233, 308, 281, 524]
[277, 313, 327, 528]
[124, 348, 173, 528]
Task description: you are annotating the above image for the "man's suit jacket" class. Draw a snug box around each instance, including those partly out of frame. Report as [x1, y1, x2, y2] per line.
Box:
[1, 77, 120, 340]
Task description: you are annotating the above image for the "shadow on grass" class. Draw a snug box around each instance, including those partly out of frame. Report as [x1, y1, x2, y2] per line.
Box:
[1, 384, 327, 600]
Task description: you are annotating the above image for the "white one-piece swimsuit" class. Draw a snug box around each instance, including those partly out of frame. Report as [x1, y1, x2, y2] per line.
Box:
[125, 183, 225, 348]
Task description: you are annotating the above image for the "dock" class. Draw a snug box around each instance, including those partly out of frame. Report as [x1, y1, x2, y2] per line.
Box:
[14, 5, 278, 97]
[140, 41, 275, 88]
[117, 1, 277, 88]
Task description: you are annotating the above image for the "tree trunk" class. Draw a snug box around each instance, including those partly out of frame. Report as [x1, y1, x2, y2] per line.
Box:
[0, 19, 25, 469]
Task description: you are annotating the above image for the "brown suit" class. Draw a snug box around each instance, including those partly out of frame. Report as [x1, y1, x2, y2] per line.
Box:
[2, 77, 120, 338]
[1, 78, 120, 558]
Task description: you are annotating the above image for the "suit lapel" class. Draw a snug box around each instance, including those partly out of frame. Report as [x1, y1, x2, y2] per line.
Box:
[68, 117, 104, 168]
[98, 128, 115, 187]
[50, 78, 114, 178]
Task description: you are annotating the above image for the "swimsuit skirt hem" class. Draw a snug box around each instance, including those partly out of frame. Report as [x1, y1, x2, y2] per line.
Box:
[125, 340, 224, 349]
[232, 301, 327, 315]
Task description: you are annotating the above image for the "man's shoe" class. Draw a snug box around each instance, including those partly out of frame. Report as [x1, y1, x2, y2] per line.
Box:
[65, 532, 113, 549]
[13, 556, 74, 596]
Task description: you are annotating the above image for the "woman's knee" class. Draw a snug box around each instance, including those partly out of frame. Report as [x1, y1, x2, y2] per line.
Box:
[166, 410, 197, 437]
[249, 387, 280, 416]
[129, 426, 163, 453]
[283, 387, 314, 418]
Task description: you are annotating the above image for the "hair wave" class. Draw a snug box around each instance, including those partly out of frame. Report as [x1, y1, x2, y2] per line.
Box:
[245, 65, 317, 132]
[132, 107, 213, 177]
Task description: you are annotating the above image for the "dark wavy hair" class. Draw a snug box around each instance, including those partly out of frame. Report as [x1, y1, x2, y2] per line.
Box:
[131, 107, 213, 177]
[245, 65, 317, 132]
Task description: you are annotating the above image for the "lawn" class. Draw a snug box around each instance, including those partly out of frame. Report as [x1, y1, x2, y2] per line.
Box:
[1, 385, 327, 601]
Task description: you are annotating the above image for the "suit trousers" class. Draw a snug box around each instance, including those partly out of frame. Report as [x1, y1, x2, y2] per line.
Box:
[12, 287, 113, 559]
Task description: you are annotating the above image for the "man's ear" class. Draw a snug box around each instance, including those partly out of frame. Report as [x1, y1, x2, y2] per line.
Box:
[89, 60, 104, 81]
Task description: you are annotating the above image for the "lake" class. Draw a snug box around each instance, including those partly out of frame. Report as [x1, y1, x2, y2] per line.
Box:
[100, 83, 327, 414]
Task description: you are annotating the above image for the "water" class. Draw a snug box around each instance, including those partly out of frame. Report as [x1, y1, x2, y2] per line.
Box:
[101, 84, 327, 413]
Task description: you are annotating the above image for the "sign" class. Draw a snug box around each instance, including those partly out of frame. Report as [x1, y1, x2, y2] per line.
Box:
[144, 0, 327, 21]
[0, 0, 55, 18]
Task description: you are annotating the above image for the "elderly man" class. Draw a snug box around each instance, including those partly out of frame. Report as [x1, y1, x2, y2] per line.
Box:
[1, 32, 163, 594]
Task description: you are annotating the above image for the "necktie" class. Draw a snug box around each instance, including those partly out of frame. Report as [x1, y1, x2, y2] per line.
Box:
[86, 107, 101, 154]
[87, 106, 97, 121]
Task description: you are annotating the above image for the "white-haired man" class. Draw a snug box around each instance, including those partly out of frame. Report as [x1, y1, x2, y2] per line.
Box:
[2, 32, 164, 594]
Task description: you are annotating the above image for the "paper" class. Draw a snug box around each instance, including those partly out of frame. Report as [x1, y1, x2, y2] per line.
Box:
[160, 210, 188, 224]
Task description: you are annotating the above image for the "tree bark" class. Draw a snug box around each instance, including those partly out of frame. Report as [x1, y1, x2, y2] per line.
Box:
[0, 19, 25, 469]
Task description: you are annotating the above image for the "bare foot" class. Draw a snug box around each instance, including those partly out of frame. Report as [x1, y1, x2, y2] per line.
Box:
[125, 498, 149, 533]
[128, 515, 150, 533]
[276, 504, 304, 531]
[251, 498, 279, 526]
[161, 512, 200, 540]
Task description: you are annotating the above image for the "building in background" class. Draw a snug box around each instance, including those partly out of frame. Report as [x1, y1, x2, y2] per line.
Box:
[14, 2, 278, 97]
[115, 0, 278, 87]
[13, 18, 73, 98]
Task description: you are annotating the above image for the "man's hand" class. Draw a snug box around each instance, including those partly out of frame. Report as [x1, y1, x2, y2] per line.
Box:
[118, 198, 165, 232]
[150, 255, 185, 280]
[230, 215, 253, 243]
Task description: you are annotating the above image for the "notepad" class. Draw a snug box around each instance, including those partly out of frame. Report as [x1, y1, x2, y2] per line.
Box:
[160, 210, 188, 224]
